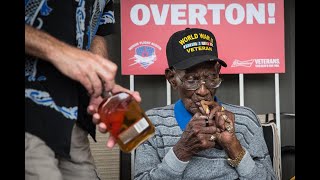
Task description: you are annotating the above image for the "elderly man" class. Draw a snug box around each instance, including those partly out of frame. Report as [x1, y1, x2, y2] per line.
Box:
[134, 28, 276, 179]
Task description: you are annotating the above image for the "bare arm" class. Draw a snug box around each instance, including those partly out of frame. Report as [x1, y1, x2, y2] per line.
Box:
[90, 35, 108, 58]
[25, 24, 117, 97]
[25, 24, 70, 63]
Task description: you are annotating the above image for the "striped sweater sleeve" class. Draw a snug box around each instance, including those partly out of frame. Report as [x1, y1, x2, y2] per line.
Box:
[226, 103, 277, 180]
[134, 106, 187, 180]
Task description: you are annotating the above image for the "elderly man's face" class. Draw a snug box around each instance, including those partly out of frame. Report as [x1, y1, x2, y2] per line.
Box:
[176, 62, 221, 114]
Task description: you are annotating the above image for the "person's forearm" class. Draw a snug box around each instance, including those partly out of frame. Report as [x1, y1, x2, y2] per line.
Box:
[25, 25, 118, 96]
[223, 136, 244, 160]
[25, 24, 71, 63]
[90, 35, 108, 58]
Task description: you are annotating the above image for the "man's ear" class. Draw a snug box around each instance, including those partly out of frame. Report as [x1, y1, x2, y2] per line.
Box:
[214, 62, 221, 74]
[165, 68, 179, 89]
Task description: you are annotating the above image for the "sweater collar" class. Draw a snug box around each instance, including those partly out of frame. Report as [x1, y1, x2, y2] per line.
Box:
[174, 97, 221, 131]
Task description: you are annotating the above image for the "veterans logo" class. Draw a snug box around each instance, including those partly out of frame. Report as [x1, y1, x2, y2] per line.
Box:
[128, 41, 161, 69]
[254, 58, 280, 68]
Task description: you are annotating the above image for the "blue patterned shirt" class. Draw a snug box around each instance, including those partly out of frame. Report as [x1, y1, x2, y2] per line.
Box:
[25, 0, 115, 158]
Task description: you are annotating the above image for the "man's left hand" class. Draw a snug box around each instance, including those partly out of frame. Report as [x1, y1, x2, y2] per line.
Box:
[209, 107, 243, 159]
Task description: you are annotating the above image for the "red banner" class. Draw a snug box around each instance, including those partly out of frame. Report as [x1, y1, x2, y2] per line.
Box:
[121, 0, 285, 75]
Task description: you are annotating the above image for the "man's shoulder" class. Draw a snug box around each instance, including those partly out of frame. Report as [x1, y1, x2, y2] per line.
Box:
[222, 103, 256, 115]
[145, 104, 174, 115]
[145, 104, 176, 124]
[222, 102, 261, 126]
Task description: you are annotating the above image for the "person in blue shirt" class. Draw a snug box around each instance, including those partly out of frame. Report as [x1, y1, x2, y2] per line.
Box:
[25, 1, 140, 179]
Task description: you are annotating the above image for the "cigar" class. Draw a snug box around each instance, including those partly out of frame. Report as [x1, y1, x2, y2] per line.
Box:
[200, 100, 214, 115]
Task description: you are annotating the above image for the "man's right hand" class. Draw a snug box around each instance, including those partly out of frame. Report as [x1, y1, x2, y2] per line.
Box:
[50, 46, 117, 97]
[173, 112, 218, 161]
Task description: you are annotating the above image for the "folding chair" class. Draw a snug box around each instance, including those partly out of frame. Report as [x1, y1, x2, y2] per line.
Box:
[258, 113, 282, 180]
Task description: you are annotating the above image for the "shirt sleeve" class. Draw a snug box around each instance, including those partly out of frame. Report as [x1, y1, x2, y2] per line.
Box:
[234, 113, 278, 180]
[235, 146, 277, 180]
[134, 139, 188, 180]
[96, 0, 115, 36]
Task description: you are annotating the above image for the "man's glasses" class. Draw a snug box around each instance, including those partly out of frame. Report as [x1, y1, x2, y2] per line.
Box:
[176, 73, 222, 91]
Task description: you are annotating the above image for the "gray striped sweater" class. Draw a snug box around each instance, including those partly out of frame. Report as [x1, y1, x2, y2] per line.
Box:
[134, 103, 277, 180]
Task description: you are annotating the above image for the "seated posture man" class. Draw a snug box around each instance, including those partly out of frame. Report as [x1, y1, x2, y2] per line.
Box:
[134, 28, 276, 180]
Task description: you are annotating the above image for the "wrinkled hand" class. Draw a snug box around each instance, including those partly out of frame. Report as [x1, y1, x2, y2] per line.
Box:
[87, 84, 141, 148]
[173, 112, 218, 161]
[51, 46, 117, 97]
[214, 110, 236, 144]
[205, 104, 236, 144]
[207, 105, 243, 159]
[199, 102, 243, 159]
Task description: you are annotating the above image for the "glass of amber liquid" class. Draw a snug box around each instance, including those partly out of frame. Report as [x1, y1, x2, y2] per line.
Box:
[98, 92, 155, 153]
